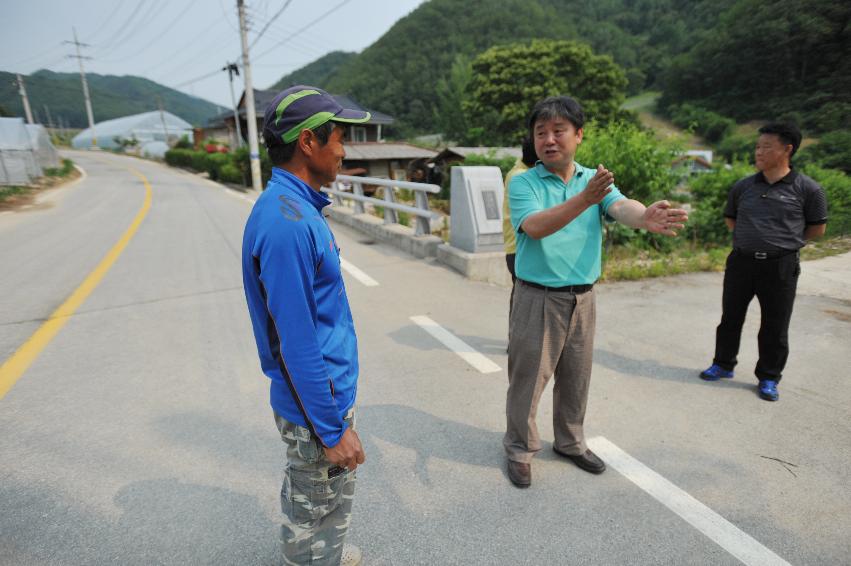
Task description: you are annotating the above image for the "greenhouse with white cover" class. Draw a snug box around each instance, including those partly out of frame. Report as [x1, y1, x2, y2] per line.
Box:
[0, 118, 61, 185]
[26, 124, 61, 170]
[72, 111, 193, 150]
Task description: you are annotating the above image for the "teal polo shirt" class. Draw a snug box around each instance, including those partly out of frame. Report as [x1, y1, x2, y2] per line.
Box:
[509, 161, 625, 286]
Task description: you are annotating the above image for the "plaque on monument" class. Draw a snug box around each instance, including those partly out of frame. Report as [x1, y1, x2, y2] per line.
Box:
[450, 166, 505, 253]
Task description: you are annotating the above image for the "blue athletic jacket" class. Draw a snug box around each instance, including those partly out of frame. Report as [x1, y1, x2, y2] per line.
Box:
[242, 167, 358, 448]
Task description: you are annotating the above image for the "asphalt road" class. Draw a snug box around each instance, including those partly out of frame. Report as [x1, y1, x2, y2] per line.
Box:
[1, 150, 849, 565]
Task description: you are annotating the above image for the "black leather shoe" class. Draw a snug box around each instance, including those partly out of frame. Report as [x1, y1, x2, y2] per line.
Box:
[554, 447, 606, 474]
[507, 459, 531, 488]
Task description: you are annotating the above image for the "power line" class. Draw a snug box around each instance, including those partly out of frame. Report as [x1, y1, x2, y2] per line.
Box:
[153, 31, 237, 81]
[259, 39, 327, 63]
[96, 1, 197, 64]
[219, 0, 240, 32]
[251, 57, 313, 69]
[94, 0, 168, 54]
[167, 0, 350, 98]
[249, 0, 293, 49]
[141, 16, 231, 77]
[253, 0, 353, 62]
[81, 0, 126, 43]
[257, 0, 271, 18]
[170, 67, 224, 89]
[4, 43, 66, 69]
[39, 54, 72, 70]
[264, 20, 336, 56]
[93, 1, 147, 52]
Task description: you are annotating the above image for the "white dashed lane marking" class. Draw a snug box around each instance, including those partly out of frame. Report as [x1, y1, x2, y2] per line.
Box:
[588, 436, 791, 566]
[340, 257, 379, 287]
[410, 315, 502, 374]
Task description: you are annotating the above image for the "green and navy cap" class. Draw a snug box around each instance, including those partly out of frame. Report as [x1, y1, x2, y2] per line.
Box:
[263, 85, 371, 145]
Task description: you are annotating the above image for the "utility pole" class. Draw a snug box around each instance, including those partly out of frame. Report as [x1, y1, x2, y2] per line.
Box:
[65, 27, 96, 147]
[237, 0, 262, 191]
[43, 104, 55, 130]
[156, 95, 170, 145]
[222, 62, 244, 148]
[15, 74, 35, 124]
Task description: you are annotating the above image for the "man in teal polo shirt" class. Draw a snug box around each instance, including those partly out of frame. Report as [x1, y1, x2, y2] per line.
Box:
[503, 95, 688, 487]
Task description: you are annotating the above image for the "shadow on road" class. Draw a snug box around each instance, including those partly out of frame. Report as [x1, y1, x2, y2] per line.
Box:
[594, 348, 757, 391]
[359, 403, 506, 484]
[154, 410, 277, 472]
[0, 478, 278, 565]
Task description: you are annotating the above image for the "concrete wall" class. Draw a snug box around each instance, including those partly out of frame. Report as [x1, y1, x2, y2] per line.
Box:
[326, 205, 443, 260]
[325, 204, 511, 287]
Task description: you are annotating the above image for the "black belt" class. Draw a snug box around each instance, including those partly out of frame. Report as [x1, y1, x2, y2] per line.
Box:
[734, 248, 798, 260]
[519, 279, 593, 293]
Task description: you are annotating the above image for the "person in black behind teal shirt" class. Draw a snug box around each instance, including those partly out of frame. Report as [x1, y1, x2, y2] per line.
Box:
[242, 86, 370, 566]
[700, 123, 828, 402]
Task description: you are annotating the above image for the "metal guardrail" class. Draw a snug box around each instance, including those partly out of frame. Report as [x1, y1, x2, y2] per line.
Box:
[322, 174, 441, 236]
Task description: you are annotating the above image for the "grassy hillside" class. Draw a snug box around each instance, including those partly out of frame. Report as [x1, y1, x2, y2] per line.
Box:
[0, 70, 224, 128]
[622, 91, 706, 147]
[307, 0, 730, 134]
[269, 51, 356, 91]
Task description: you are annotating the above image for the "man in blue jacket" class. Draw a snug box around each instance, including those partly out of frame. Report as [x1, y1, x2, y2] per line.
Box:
[242, 85, 370, 566]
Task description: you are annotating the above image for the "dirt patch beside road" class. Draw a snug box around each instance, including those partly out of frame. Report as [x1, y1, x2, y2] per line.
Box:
[0, 163, 81, 212]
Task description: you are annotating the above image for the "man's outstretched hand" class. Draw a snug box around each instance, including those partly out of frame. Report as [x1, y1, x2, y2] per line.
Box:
[324, 427, 366, 471]
[580, 164, 615, 206]
[642, 200, 688, 236]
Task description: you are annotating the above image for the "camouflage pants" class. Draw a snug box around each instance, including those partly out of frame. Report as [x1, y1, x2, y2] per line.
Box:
[274, 411, 357, 566]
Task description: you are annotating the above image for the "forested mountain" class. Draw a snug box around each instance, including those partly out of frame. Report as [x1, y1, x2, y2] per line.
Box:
[661, 0, 851, 132]
[0, 70, 223, 128]
[307, 0, 732, 134]
[275, 0, 848, 135]
[269, 51, 356, 91]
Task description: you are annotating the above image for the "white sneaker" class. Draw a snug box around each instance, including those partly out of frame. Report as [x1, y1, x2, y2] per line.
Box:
[341, 543, 362, 566]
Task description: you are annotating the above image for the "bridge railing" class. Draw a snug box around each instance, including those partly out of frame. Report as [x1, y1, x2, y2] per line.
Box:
[322, 174, 441, 236]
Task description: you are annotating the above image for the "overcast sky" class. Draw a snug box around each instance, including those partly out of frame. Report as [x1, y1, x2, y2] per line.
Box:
[1, 0, 426, 111]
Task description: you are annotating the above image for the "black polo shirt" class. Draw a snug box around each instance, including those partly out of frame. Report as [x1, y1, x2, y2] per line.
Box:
[724, 169, 827, 251]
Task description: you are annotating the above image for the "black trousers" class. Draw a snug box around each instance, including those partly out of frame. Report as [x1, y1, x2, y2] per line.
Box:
[506, 253, 516, 349]
[506, 253, 516, 282]
[713, 250, 800, 382]
[506, 253, 517, 315]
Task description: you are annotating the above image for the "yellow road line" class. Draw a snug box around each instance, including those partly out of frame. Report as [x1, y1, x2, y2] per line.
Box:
[0, 167, 153, 399]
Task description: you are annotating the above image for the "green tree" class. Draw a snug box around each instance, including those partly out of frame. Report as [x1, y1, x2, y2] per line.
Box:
[576, 120, 680, 248]
[578, 120, 680, 203]
[797, 131, 851, 174]
[800, 164, 851, 237]
[688, 162, 754, 245]
[464, 39, 628, 144]
[716, 131, 756, 164]
[667, 103, 734, 143]
[174, 135, 193, 149]
[433, 54, 472, 143]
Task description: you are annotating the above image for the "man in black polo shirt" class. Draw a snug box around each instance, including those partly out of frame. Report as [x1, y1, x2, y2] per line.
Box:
[700, 123, 828, 401]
